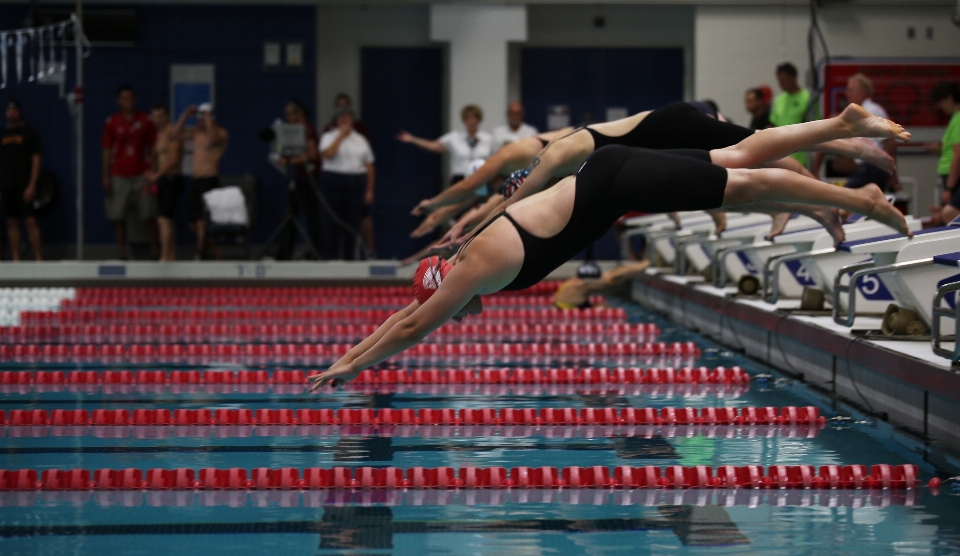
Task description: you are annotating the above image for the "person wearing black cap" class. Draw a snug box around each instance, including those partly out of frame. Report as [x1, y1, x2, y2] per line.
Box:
[0, 100, 43, 260]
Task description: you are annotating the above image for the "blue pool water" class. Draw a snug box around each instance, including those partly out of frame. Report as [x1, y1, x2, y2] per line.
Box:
[2, 298, 960, 555]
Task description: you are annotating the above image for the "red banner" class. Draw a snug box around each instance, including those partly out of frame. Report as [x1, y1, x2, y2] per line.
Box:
[821, 60, 960, 126]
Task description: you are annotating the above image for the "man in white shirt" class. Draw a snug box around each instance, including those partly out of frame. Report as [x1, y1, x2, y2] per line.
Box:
[491, 102, 539, 152]
[319, 109, 375, 260]
[839, 74, 899, 191]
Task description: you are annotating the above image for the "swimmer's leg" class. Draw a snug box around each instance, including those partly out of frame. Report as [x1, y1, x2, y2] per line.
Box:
[722, 168, 910, 242]
[733, 201, 845, 245]
[710, 104, 909, 169]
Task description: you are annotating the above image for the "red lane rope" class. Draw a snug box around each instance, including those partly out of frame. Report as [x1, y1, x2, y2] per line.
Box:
[70, 283, 561, 301]
[0, 343, 700, 364]
[4, 422, 816, 440]
[3, 405, 818, 427]
[5, 366, 739, 386]
[7, 464, 924, 491]
[1, 322, 659, 345]
[1, 487, 925, 507]
[16, 307, 628, 327]
[61, 295, 565, 309]
[0, 382, 751, 398]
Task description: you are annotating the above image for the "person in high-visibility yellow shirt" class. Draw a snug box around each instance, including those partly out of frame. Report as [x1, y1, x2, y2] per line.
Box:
[933, 81, 960, 224]
[770, 62, 812, 166]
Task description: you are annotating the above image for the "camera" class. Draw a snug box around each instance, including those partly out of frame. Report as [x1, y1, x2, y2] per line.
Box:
[258, 121, 307, 157]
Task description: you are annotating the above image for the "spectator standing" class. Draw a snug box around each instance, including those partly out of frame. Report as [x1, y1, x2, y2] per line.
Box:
[101, 85, 158, 259]
[770, 63, 812, 165]
[324, 93, 373, 254]
[176, 103, 229, 259]
[397, 104, 493, 185]
[277, 101, 322, 260]
[491, 102, 538, 152]
[933, 81, 960, 224]
[324, 93, 370, 139]
[838, 74, 899, 191]
[744, 87, 772, 130]
[0, 100, 42, 261]
[145, 104, 184, 261]
[319, 109, 374, 260]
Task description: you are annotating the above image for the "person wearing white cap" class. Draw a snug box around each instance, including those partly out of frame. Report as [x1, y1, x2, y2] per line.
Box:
[174, 103, 229, 259]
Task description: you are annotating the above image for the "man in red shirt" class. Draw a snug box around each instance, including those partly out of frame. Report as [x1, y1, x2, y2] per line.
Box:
[101, 85, 158, 259]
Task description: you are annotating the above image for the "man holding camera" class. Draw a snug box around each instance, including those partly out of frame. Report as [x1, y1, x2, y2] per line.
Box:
[277, 101, 322, 259]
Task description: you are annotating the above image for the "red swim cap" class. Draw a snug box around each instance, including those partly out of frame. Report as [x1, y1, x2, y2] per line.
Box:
[413, 256, 452, 304]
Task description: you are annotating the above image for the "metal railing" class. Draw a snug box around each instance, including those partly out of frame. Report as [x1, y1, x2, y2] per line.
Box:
[762, 248, 836, 304]
[931, 280, 960, 362]
[832, 258, 932, 327]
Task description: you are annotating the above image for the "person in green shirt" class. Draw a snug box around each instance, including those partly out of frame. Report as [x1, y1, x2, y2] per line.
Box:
[933, 81, 960, 224]
[770, 62, 812, 166]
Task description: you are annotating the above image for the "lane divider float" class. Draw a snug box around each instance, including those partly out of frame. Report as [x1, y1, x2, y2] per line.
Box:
[2, 405, 820, 427]
[4, 464, 928, 491]
[2, 366, 737, 387]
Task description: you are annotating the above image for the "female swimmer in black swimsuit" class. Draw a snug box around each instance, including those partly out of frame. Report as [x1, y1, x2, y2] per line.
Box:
[308, 104, 910, 391]
[436, 102, 896, 246]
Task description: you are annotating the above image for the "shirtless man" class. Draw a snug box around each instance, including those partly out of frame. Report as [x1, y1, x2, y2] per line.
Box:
[145, 104, 184, 261]
[176, 103, 229, 259]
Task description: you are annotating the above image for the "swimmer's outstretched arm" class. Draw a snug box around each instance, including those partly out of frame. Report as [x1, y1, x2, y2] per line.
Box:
[442, 139, 586, 248]
[413, 150, 513, 215]
[410, 199, 474, 238]
[308, 259, 495, 390]
[313, 301, 420, 381]
[600, 261, 651, 288]
[510, 136, 588, 207]
[436, 194, 504, 248]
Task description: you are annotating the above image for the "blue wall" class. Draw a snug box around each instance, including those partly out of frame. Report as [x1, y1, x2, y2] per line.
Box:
[0, 4, 316, 246]
[522, 47, 685, 259]
[361, 47, 444, 260]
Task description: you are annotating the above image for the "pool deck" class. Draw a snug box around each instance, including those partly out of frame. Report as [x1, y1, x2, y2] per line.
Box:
[632, 269, 960, 462]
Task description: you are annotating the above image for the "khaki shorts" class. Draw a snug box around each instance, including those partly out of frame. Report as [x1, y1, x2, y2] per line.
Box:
[105, 175, 158, 221]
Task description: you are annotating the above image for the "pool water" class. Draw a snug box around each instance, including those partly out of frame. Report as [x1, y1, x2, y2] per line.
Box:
[1, 291, 960, 555]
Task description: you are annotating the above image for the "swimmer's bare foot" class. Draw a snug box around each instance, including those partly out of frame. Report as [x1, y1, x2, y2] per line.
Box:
[809, 206, 846, 246]
[861, 183, 912, 237]
[853, 137, 896, 173]
[767, 212, 792, 240]
[708, 211, 727, 235]
[668, 212, 682, 229]
[841, 103, 911, 142]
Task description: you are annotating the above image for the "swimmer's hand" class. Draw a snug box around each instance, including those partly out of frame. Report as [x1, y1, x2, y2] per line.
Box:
[411, 199, 434, 216]
[307, 365, 360, 391]
[410, 212, 444, 238]
[426, 244, 458, 259]
[434, 220, 468, 250]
